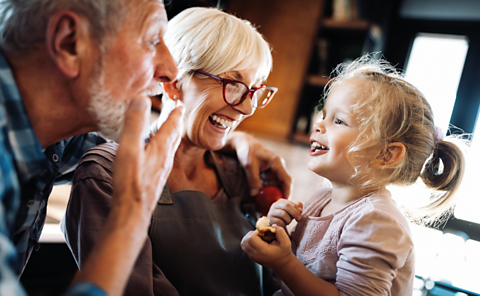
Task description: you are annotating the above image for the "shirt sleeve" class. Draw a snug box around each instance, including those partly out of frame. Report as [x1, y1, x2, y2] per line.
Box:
[54, 133, 108, 185]
[335, 207, 414, 296]
[0, 213, 27, 296]
[0, 133, 27, 295]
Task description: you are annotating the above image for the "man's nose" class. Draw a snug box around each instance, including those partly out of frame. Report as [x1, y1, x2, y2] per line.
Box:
[154, 40, 178, 83]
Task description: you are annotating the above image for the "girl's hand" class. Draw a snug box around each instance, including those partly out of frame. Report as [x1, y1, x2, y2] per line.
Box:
[267, 199, 303, 228]
[241, 225, 295, 271]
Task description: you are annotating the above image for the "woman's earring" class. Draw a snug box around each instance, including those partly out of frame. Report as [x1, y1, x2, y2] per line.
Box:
[173, 94, 178, 101]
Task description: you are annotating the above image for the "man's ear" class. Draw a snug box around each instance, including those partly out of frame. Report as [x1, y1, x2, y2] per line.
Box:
[45, 11, 89, 78]
[370, 142, 406, 168]
[163, 80, 181, 101]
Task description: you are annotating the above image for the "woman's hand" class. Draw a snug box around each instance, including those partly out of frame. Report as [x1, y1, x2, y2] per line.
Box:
[268, 199, 303, 228]
[241, 225, 295, 271]
[224, 131, 292, 198]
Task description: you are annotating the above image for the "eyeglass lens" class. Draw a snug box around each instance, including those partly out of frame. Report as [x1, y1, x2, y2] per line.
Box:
[225, 82, 273, 108]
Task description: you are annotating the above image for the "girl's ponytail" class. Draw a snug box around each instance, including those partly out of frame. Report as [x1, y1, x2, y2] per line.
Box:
[418, 136, 468, 225]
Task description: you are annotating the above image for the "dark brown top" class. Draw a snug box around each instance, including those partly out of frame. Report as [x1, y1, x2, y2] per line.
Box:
[61, 142, 279, 296]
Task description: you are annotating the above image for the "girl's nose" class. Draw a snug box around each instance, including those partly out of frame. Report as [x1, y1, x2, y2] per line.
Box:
[313, 121, 325, 134]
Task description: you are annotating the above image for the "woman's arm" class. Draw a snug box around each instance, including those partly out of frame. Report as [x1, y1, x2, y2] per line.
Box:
[224, 131, 293, 198]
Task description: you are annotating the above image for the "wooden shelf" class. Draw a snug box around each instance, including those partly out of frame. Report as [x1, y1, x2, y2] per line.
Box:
[322, 18, 370, 30]
[307, 75, 330, 87]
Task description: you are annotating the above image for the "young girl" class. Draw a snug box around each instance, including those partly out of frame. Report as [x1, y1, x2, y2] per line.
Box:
[241, 54, 468, 296]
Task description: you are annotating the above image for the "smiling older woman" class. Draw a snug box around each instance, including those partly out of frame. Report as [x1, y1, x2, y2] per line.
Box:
[62, 7, 281, 296]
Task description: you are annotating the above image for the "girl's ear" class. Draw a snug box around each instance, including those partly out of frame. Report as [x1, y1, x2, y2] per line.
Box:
[370, 142, 406, 168]
[163, 80, 180, 101]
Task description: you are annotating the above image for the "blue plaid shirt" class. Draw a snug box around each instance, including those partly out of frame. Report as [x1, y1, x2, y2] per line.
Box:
[0, 51, 108, 295]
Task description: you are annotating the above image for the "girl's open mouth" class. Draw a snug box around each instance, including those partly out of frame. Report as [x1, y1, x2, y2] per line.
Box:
[310, 140, 329, 152]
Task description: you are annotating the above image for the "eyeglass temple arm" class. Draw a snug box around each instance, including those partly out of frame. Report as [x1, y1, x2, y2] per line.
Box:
[195, 70, 223, 82]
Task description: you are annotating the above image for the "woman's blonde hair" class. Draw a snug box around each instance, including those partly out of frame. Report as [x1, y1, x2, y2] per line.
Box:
[321, 53, 469, 225]
[164, 7, 272, 85]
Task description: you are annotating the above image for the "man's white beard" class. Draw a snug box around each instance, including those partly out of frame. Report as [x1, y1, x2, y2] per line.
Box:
[88, 75, 128, 142]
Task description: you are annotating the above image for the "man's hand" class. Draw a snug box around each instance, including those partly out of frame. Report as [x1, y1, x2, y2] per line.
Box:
[112, 99, 183, 220]
[267, 199, 303, 228]
[76, 97, 183, 296]
[241, 225, 295, 271]
[225, 131, 292, 198]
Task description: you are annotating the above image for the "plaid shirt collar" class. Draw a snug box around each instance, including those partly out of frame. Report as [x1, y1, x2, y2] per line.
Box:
[0, 50, 49, 182]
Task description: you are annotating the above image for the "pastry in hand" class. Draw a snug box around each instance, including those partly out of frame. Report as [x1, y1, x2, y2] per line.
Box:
[256, 216, 276, 243]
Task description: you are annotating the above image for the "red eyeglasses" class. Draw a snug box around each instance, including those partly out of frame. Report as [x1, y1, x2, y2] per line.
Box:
[195, 70, 278, 109]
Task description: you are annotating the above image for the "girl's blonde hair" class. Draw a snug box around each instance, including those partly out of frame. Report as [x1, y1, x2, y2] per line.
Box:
[322, 53, 469, 225]
[165, 7, 272, 85]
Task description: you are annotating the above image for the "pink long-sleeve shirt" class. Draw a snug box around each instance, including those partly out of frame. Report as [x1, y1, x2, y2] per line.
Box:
[281, 188, 415, 296]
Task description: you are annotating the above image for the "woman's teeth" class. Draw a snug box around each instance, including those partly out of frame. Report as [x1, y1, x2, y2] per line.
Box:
[210, 114, 234, 129]
[311, 141, 328, 151]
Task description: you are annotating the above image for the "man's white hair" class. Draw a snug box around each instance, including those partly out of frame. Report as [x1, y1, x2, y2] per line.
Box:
[165, 7, 273, 85]
[0, 0, 128, 53]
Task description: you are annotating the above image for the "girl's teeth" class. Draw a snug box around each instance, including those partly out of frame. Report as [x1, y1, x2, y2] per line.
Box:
[311, 141, 328, 151]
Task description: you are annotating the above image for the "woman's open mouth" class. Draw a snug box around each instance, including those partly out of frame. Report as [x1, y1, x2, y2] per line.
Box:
[209, 114, 234, 129]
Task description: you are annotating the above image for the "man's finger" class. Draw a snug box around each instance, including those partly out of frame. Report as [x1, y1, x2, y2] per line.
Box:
[146, 106, 184, 196]
[148, 106, 184, 151]
[115, 97, 150, 183]
[118, 97, 150, 156]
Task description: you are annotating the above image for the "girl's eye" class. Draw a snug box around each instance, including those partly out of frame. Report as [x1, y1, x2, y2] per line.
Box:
[334, 118, 345, 125]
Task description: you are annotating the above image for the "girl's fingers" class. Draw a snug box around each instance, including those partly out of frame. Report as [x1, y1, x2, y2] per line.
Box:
[294, 201, 304, 213]
[269, 200, 303, 222]
[273, 225, 290, 246]
[241, 231, 260, 256]
[268, 210, 292, 227]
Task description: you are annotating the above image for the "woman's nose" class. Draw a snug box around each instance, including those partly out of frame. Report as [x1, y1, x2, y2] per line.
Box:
[232, 94, 254, 116]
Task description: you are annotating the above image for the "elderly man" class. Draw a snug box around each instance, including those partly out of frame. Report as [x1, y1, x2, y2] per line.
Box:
[0, 1, 291, 295]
